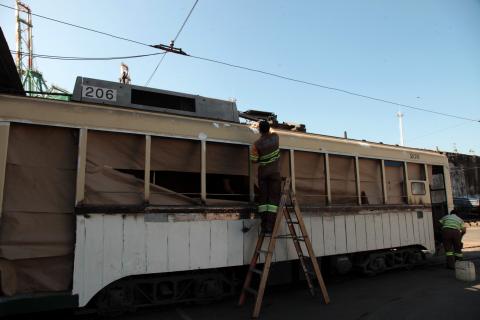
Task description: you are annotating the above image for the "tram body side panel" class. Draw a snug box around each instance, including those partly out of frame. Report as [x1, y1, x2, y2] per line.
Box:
[72, 209, 434, 307]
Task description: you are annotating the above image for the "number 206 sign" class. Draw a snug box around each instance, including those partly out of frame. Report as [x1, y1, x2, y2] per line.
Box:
[82, 85, 117, 102]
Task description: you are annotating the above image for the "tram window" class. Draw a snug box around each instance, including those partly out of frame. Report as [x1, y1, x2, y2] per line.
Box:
[359, 158, 383, 205]
[150, 137, 201, 205]
[329, 155, 357, 205]
[407, 163, 426, 181]
[384, 160, 407, 204]
[411, 182, 426, 195]
[206, 142, 249, 204]
[294, 151, 326, 206]
[85, 130, 145, 205]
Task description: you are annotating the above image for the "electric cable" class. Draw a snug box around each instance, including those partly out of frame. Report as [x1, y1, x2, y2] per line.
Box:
[10, 50, 165, 61]
[144, 0, 199, 86]
[0, 3, 151, 48]
[186, 54, 480, 123]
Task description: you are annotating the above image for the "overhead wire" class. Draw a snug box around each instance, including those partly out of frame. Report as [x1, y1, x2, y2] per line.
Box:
[10, 50, 165, 61]
[0, 3, 152, 48]
[1, 1, 478, 123]
[186, 54, 480, 123]
[144, 0, 199, 86]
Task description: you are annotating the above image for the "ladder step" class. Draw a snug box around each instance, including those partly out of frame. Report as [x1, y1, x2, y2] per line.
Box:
[250, 267, 263, 275]
[287, 221, 299, 224]
[243, 287, 258, 296]
[275, 235, 306, 241]
[256, 249, 272, 255]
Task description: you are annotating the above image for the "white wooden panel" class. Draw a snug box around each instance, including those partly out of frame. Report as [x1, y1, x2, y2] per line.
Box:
[354, 215, 367, 252]
[390, 213, 400, 247]
[406, 212, 415, 245]
[84, 215, 104, 305]
[189, 221, 210, 269]
[210, 220, 228, 268]
[243, 219, 260, 264]
[301, 216, 312, 255]
[345, 215, 356, 253]
[418, 212, 426, 246]
[423, 212, 431, 250]
[146, 222, 169, 273]
[334, 216, 347, 254]
[274, 220, 288, 262]
[425, 211, 435, 250]
[323, 216, 335, 255]
[310, 216, 324, 256]
[123, 215, 146, 275]
[374, 214, 384, 249]
[73, 216, 86, 305]
[381, 213, 391, 248]
[167, 222, 189, 271]
[103, 215, 123, 286]
[412, 212, 420, 245]
[287, 221, 301, 260]
[365, 214, 376, 250]
[227, 220, 244, 266]
[398, 212, 408, 246]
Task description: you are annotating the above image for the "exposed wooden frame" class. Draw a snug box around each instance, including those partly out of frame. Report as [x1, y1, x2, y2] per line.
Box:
[0, 122, 10, 223]
[249, 145, 255, 203]
[381, 159, 387, 204]
[355, 156, 361, 205]
[423, 163, 432, 205]
[75, 128, 88, 205]
[403, 161, 411, 204]
[290, 149, 296, 193]
[201, 139, 206, 203]
[325, 153, 331, 205]
[144, 135, 151, 203]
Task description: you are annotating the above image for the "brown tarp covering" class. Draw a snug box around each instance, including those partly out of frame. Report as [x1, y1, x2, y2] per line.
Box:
[0, 124, 76, 295]
[85, 130, 145, 205]
[408, 162, 425, 181]
[329, 155, 357, 204]
[206, 142, 248, 176]
[295, 151, 326, 206]
[385, 161, 406, 204]
[150, 137, 201, 205]
[359, 158, 383, 205]
[151, 137, 200, 172]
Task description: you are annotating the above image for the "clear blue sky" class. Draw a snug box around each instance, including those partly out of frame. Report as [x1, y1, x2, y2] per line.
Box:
[1, 0, 479, 154]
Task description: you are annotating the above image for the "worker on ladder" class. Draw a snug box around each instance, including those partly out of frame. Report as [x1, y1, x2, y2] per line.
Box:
[250, 120, 281, 233]
[439, 209, 466, 269]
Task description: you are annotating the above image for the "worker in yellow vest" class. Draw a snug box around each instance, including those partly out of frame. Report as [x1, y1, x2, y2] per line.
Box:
[439, 210, 466, 269]
[250, 120, 281, 233]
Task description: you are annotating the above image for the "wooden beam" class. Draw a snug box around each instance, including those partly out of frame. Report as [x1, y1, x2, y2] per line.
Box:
[144, 135, 151, 203]
[249, 145, 255, 203]
[0, 122, 10, 223]
[403, 161, 411, 204]
[325, 153, 331, 205]
[355, 156, 361, 205]
[381, 159, 387, 204]
[201, 139, 206, 203]
[290, 149, 296, 193]
[75, 128, 88, 205]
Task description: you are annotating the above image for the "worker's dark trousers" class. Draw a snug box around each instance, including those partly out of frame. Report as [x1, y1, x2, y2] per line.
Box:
[442, 227, 463, 269]
[258, 172, 281, 233]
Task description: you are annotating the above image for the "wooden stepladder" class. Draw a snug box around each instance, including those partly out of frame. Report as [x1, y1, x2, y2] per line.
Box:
[238, 177, 330, 318]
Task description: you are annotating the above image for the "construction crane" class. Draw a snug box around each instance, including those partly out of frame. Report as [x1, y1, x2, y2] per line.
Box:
[14, 0, 69, 100]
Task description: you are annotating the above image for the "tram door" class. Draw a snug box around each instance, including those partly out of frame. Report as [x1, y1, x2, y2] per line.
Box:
[429, 165, 449, 247]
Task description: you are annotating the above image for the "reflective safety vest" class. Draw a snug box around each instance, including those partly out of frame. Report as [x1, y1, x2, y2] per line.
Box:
[439, 214, 464, 231]
[250, 132, 280, 166]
